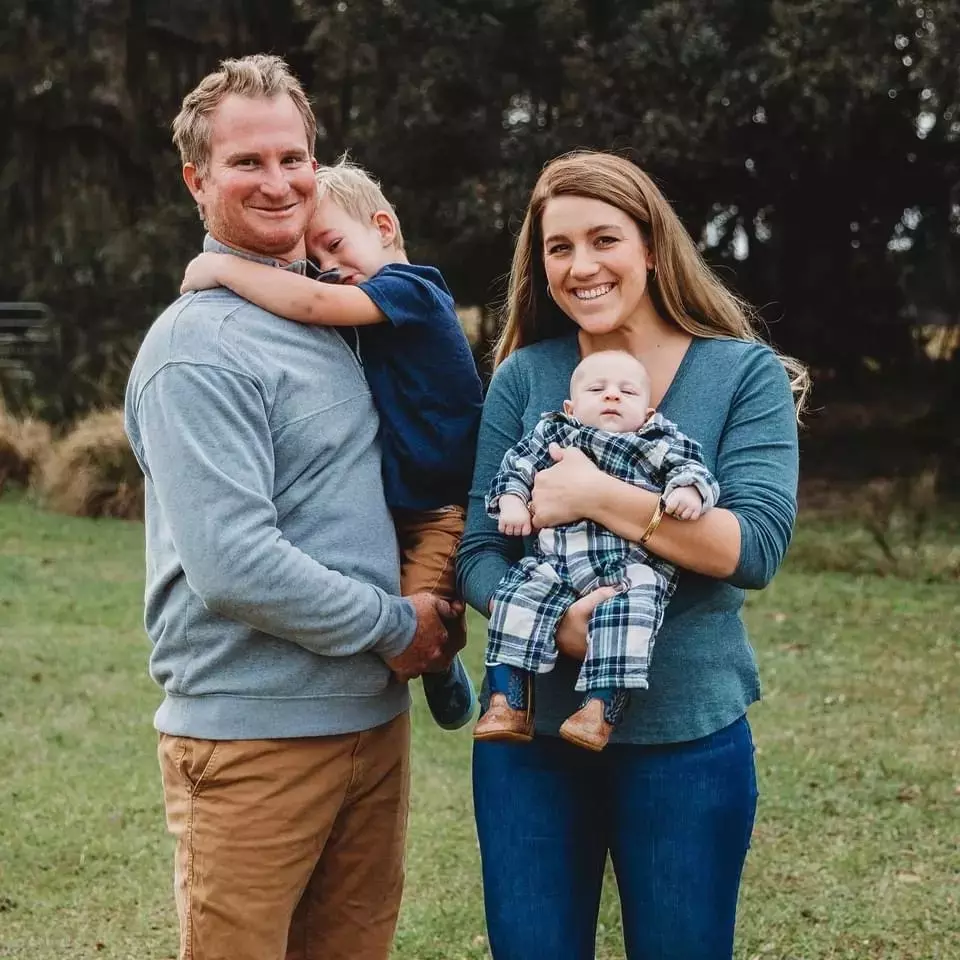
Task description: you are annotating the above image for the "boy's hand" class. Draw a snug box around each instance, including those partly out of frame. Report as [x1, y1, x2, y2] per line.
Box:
[663, 486, 704, 521]
[181, 252, 227, 294]
[497, 494, 533, 536]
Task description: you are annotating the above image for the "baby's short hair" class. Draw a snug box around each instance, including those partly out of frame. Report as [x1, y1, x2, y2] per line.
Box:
[314, 156, 405, 251]
[570, 350, 651, 395]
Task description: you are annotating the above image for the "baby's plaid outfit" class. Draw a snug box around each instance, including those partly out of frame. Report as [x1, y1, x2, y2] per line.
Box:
[485, 411, 719, 692]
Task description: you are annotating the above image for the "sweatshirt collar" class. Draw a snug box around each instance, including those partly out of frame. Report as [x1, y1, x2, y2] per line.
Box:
[202, 233, 311, 276]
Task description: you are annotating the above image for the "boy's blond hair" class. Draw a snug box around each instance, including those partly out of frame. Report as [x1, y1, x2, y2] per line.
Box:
[172, 54, 317, 175]
[314, 156, 405, 252]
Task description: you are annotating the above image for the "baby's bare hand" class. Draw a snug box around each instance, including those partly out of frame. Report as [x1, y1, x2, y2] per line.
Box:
[663, 486, 704, 521]
[181, 252, 226, 294]
[497, 494, 533, 536]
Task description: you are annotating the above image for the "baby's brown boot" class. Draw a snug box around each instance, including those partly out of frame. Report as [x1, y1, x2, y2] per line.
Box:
[473, 693, 534, 742]
[473, 667, 534, 743]
[558, 690, 629, 752]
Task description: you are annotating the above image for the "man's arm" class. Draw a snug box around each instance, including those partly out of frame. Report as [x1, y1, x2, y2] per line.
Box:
[181, 252, 384, 326]
[131, 360, 414, 659]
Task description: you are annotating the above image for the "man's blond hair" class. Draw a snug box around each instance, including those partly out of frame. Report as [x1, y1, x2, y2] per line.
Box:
[172, 54, 317, 174]
[314, 156, 405, 252]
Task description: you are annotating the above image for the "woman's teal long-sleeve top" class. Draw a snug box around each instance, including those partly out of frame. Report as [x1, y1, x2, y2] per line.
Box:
[457, 334, 799, 744]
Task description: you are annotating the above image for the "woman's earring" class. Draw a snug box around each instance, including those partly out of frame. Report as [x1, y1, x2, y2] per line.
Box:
[546, 283, 554, 300]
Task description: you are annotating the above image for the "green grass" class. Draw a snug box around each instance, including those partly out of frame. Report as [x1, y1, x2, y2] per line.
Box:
[0, 496, 957, 959]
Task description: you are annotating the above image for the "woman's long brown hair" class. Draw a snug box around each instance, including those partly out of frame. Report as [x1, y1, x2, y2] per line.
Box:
[495, 151, 810, 415]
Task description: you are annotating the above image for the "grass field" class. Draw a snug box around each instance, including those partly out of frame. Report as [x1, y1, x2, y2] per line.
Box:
[0, 495, 957, 959]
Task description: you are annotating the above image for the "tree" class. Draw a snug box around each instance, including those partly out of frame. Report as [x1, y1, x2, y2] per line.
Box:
[1, 0, 957, 428]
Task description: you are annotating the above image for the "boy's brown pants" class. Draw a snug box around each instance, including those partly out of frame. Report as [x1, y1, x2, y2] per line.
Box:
[159, 712, 410, 960]
[393, 504, 466, 647]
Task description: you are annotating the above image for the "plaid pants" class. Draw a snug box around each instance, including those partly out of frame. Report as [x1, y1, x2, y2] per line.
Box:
[486, 521, 676, 692]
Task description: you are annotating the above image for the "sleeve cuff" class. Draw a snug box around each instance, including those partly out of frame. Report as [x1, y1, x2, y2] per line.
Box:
[486, 483, 530, 517]
[373, 595, 418, 659]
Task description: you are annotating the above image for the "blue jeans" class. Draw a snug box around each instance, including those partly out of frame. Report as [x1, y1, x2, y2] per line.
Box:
[472, 715, 758, 960]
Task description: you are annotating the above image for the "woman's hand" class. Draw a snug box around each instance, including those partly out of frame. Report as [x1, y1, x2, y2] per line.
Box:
[181, 252, 227, 294]
[554, 586, 617, 660]
[529, 444, 603, 529]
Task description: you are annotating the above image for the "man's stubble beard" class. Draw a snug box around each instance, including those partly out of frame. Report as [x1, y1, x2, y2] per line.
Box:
[204, 201, 314, 262]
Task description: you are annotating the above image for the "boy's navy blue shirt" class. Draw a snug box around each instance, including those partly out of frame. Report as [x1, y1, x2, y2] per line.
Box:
[357, 263, 483, 511]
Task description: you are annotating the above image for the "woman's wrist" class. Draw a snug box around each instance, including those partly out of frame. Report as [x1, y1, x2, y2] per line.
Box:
[591, 471, 658, 533]
[639, 496, 666, 544]
[586, 470, 625, 523]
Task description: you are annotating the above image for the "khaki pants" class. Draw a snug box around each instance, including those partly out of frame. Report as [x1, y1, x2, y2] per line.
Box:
[394, 504, 466, 647]
[159, 712, 410, 960]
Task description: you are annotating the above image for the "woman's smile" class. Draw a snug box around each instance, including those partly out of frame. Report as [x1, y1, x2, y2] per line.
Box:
[572, 282, 616, 301]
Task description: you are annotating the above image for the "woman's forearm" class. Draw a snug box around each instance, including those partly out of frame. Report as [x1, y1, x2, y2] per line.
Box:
[589, 473, 741, 578]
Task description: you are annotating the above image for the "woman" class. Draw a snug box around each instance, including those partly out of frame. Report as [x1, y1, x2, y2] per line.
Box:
[457, 151, 807, 960]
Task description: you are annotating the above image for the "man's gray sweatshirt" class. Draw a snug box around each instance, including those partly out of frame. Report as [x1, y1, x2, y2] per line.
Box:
[124, 238, 416, 740]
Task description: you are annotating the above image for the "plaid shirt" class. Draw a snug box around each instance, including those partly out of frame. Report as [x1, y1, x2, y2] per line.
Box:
[487, 411, 718, 523]
[484, 412, 720, 689]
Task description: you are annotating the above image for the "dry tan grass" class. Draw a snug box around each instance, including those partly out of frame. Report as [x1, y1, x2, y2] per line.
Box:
[0, 410, 53, 494]
[38, 409, 144, 520]
[0, 426, 21, 492]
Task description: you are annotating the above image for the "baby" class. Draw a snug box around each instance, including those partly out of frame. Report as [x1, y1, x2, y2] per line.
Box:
[475, 350, 719, 751]
[181, 158, 483, 731]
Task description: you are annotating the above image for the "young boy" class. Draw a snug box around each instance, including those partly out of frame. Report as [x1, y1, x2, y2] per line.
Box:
[475, 350, 719, 751]
[181, 158, 483, 730]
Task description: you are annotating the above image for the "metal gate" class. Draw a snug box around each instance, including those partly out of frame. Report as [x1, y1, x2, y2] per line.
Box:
[0, 302, 57, 415]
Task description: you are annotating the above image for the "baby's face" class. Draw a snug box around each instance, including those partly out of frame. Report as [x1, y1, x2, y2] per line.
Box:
[305, 194, 392, 284]
[565, 352, 653, 433]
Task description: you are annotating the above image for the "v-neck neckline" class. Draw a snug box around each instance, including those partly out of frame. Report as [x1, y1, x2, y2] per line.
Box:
[657, 336, 698, 413]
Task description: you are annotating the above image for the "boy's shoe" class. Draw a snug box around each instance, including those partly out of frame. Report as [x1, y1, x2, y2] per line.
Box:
[473, 666, 534, 743]
[422, 654, 477, 731]
[558, 689, 630, 752]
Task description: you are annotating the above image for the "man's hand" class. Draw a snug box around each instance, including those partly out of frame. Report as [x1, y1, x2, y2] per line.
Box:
[181, 252, 228, 294]
[663, 486, 704, 521]
[386, 592, 465, 682]
[554, 586, 618, 660]
[498, 494, 533, 536]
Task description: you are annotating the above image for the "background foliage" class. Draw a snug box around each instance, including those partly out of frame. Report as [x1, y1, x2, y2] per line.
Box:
[1, 0, 958, 447]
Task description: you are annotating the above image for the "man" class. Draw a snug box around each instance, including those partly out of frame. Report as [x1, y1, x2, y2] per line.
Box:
[123, 54, 462, 960]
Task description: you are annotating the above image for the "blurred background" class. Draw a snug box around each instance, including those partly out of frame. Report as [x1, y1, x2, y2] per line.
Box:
[0, 0, 958, 494]
[2, 6, 958, 958]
